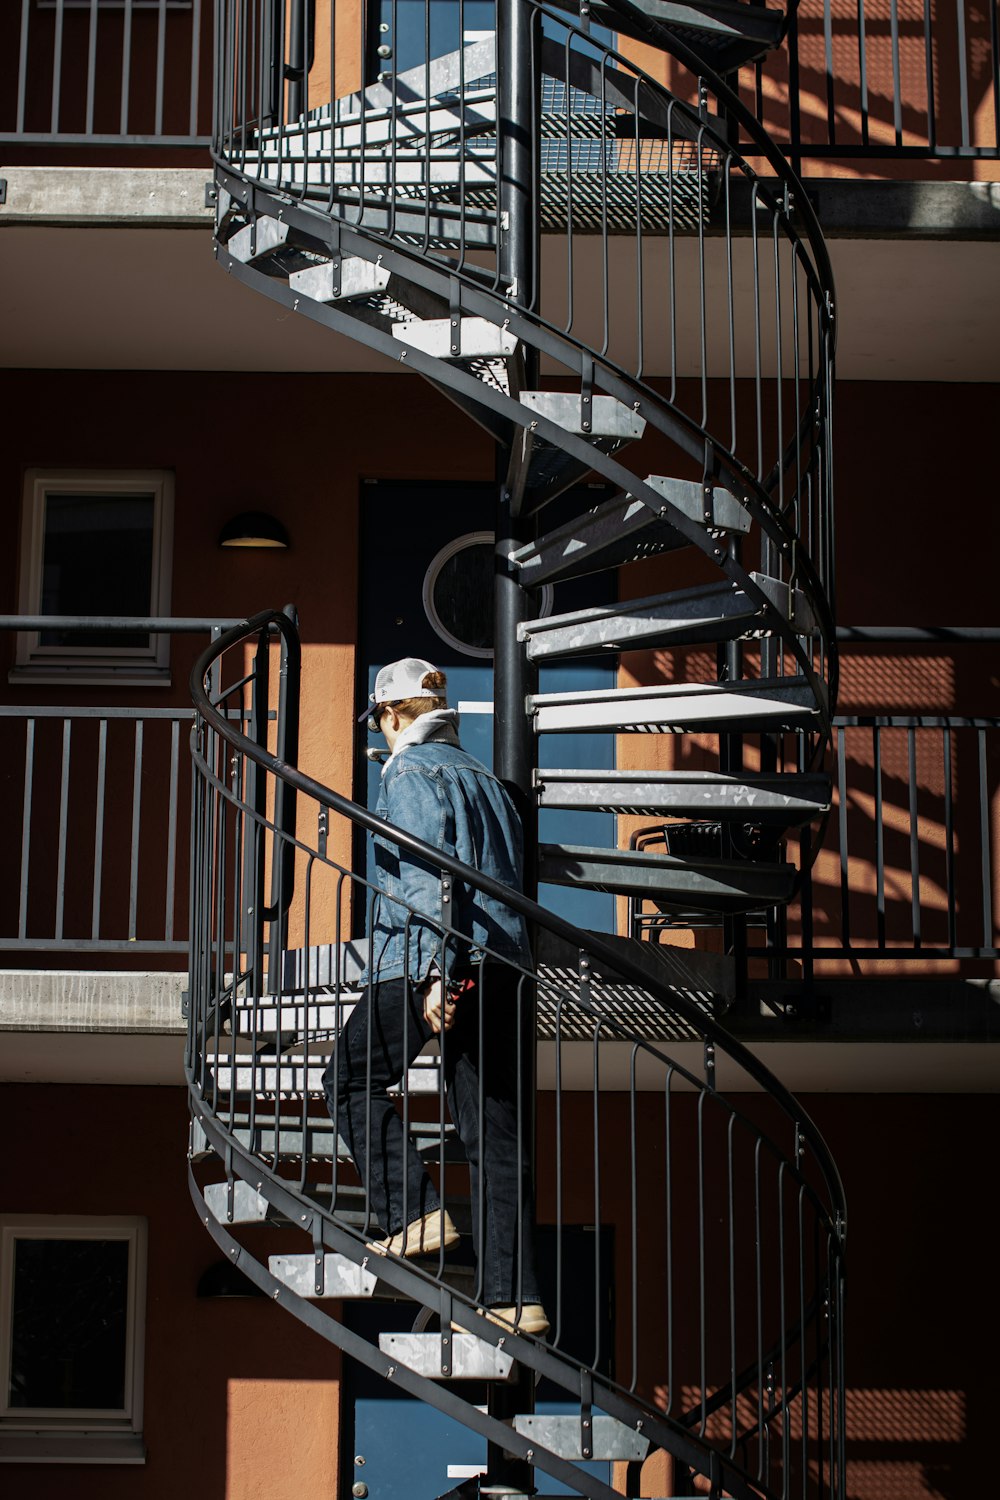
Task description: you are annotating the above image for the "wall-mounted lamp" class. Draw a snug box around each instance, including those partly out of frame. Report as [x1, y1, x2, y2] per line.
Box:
[218, 510, 290, 549]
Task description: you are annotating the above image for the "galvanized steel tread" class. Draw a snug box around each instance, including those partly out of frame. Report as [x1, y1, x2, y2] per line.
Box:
[512, 1412, 650, 1462]
[538, 842, 796, 908]
[529, 675, 822, 733]
[510, 476, 750, 586]
[379, 1331, 515, 1380]
[533, 768, 831, 820]
[206, 1054, 441, 1097]
[269, 1251, 479, 1300]
[519, 574, 815, 659]
[191, 1111, 461, 1164]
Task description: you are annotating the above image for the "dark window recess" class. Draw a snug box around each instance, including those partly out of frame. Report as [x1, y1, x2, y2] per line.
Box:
[9, 1238, 129, 1410]
[40, 494, 155, 649]
[429, 540, 495, 653]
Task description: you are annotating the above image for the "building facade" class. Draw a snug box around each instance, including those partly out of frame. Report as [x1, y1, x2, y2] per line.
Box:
[1, 1, 998, 1496]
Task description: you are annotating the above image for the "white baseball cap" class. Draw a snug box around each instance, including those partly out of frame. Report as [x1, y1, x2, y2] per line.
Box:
[357, 657, 444, 724]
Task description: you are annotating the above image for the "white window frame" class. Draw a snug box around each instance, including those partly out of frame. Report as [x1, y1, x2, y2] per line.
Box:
[0, 1214, 147, 1465]
[13, 468, 175, 687]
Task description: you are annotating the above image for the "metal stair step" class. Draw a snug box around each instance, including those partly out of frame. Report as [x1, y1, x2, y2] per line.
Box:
[554, 0, 784, 71]
[512, 1413, 649, 1462]
[392, 316, 518, 360]
[205, 1179, 473, 1232]
[232, 998, 358, 1034]
[379, 1332, 515, 1381]
[270, 1251, 379, 1298]
[289, 256, 392, 305]
[508, 393, 647, 515]
[508, 477, 749, 587]
[191, 1113, 462, 1164]
[519, 574, 815, 660]
[241, 156, 498, 192]
[533, 768, 831, 821]
[207, 1054, 442, 1098]
[228, 215, 293, 266]
[268, 1251, 479, 1300]
[529, 676, 823, 733]
[250, 93, 498, 153]
[521, 391, 646, 441]
[538, 842, 796, 909]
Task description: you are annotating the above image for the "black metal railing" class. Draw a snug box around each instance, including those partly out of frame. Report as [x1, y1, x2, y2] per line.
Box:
[745, 0, 1000, 162]
[187, 609, 847, 1500]
[0, 616, 237, 956]
[2, 0, 994, 163]
[0, 0, 212, 146]
[629, 629, 1000, 971]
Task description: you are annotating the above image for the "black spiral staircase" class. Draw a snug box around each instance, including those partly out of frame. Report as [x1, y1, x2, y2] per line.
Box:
[188, 2, 845, 1496]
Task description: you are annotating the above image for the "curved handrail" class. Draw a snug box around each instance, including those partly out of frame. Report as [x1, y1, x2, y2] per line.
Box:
[190, 610, 847, 1237]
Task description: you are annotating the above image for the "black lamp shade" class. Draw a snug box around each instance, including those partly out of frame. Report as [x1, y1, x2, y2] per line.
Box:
[218, 511, 290, 549]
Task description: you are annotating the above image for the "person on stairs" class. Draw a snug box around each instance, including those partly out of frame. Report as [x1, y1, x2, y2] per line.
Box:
[323, 657, 548, 1336]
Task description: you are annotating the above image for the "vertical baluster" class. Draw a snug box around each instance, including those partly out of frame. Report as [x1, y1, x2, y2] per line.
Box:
[955, 0, 971, 147]
[979, 727, 993, 950]
[592, 1021, 602, 1372]
[944, 727, 957, 952]
[889, 0, 904, 145]
[664, 1067, 675, 1417]
[923, 0, 936, 150]
[727, 1115, 737, 1458]
[754, 1138, 765, 1482]
[554, 994, 565, 1350]
[129, 720, 143, 941]
[165, 717, 180, 942]
[189, 0, 204, 137]
[696, 1088, 708, 1437]
[856, 0, 870, 147]
[19, 719, 35, 941]
[837, 725, 851, 949]
[86, 0, 99, 136]
[55, 719, 72, 941]
[155, 0, 168, 135]
[874, 724, 885, 948]
[629, 1044, 639, 1392]
[16, 0, 30, 135]
[51, 0, 66, 133]
[121, 0, 134, 146]
[823, 0, 836, 143]
[908, 726, 921, 947]
[92, 719, 108, 941]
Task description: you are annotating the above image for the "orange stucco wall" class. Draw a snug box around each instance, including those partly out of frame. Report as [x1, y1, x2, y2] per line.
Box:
[0, 1084, 343, 1499]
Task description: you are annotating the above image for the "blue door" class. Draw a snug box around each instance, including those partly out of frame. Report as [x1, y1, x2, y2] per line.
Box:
[356, 477, 617, 932]
[341, 1227, 616, 1500]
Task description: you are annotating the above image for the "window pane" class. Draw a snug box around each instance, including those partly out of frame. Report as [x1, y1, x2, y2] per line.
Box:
[40, 494, 155, 648]
[429, 540, 494, 653]
[9, 1238, 129, 1410]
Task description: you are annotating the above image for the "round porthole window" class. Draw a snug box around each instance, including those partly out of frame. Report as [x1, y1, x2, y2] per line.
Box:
[422, 532, 553, 660]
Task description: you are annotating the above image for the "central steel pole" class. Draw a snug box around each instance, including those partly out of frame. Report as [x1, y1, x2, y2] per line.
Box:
[490, 0, 540, 1491]
[493, 0, 538, 837]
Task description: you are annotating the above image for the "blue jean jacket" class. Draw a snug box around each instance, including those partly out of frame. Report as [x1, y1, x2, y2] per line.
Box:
[361, 741, 532, 987]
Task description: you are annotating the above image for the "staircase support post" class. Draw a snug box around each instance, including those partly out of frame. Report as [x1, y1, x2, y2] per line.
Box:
[492, 1, 540, 1491]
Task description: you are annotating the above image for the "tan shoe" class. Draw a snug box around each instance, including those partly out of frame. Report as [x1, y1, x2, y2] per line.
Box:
[484, 1302, 550, 1336]
[372, 1209, 459, 1259]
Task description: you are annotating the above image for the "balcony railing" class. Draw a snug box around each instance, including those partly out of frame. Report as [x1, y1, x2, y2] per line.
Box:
[742, 0, 1000, 163]
[0, 0, 996, 161]
[0, 616, 237, 960]
[0, 0, 212, 147]
[630, 628, 1000, 983]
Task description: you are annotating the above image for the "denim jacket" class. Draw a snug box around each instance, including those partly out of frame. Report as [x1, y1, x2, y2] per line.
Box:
[362, 741, 532, 986]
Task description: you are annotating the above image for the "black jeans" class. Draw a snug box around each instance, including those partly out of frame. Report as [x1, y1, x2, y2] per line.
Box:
[323, 964, 541, 1307]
